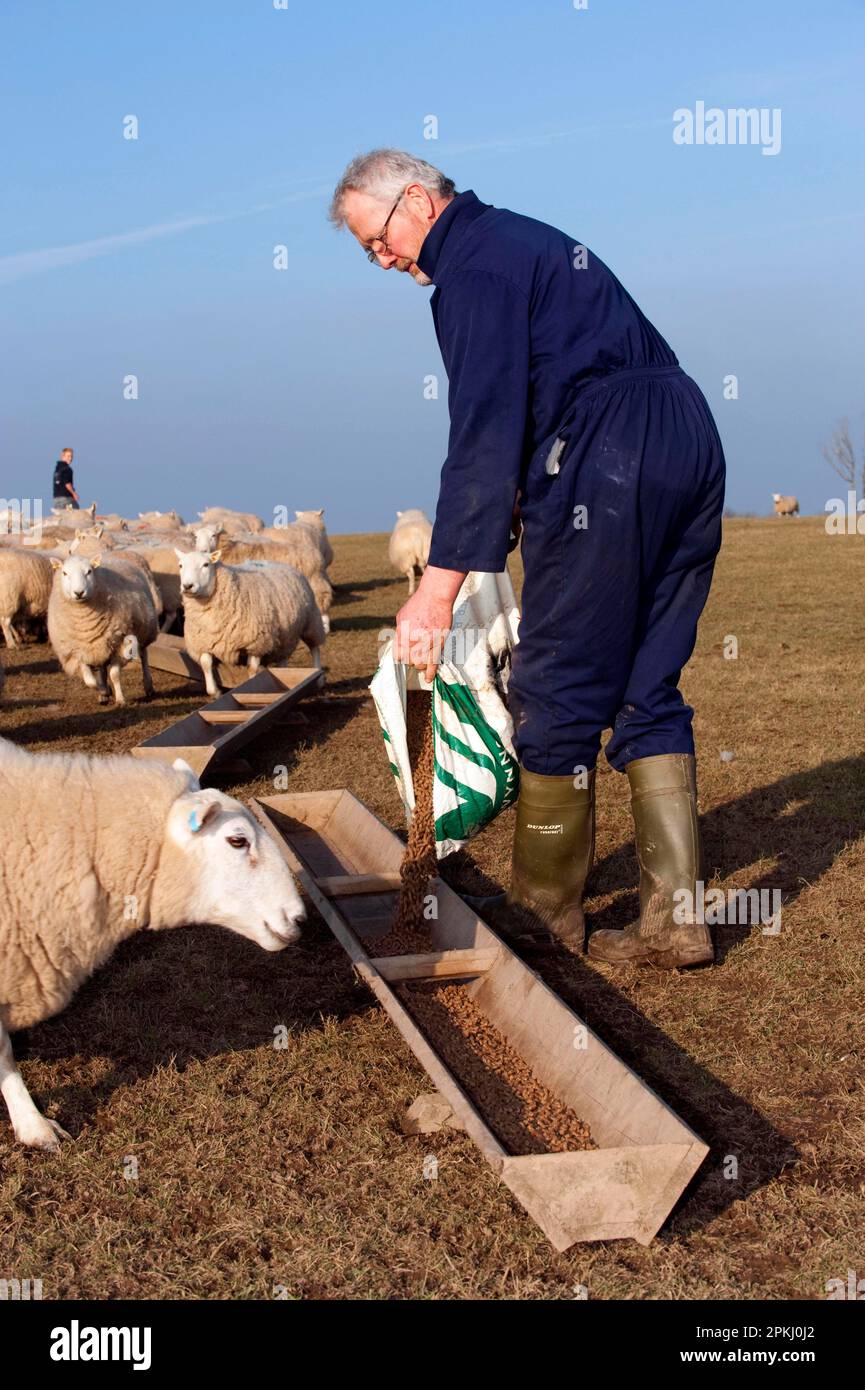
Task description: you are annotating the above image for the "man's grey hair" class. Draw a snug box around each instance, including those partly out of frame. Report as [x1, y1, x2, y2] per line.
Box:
[328, 148, 456, 228]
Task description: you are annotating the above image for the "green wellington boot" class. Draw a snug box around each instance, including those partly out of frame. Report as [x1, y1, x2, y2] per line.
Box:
[588, 753, 713, 969]
[505, 766, 596, 947]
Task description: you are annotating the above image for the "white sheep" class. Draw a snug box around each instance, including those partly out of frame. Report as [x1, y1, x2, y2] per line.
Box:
[0, 547, 54, 647]
[116, 536, 192, 631]
[195, 528, 333, 631]
[176, 549, 325, 695]
[50, 501, 97, 527]
[0, 740, 304, 1150]
[388, 508, 433, 594]
[262, 510, 334, 569]
[48, 553, 159, 704]
[198, 506, 264, 534]
[136, 509, 185, 530]
[772, 493, 800, 517]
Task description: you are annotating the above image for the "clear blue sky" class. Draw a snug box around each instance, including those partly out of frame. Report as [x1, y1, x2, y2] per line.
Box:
[2, 0, 863, 529]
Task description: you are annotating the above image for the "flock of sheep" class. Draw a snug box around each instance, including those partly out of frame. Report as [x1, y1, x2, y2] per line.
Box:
[0, 505, 333, 705]
[0, 500, 433, 1152]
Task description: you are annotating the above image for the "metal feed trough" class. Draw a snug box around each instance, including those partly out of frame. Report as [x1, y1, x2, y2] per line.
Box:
[145, 633, 248, 689]
[132, 665, 323, 780]
[251, 788, 709, 1250]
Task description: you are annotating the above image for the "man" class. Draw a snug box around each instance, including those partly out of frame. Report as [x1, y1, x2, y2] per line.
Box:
[52, 447, 80, 510]
[329, 150, 725, 969]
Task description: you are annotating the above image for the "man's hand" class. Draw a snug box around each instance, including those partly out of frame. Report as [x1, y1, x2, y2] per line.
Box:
[394, 564, 466, 683]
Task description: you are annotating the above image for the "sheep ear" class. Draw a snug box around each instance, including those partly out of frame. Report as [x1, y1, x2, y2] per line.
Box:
[50, 556, 63, 570]
[315, 508, 324, 517]
[396, 510, 403, 518]
[174, 547, 186, 561]
[169, 790, 222, 844]
[74, 528, 84, 540]
[91, 553, 102, 568]
[172, 758, 201, 790]
[294, 510, 302, 519]
[93, 524, 104, 538]
[209, 549, 222, 565]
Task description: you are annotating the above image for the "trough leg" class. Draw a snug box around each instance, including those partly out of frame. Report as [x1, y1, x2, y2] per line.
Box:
[0, 1022, 70, 1151]
[107, 661, 126, 704]
[1, 618, 19, 648]
[199, 650, 219, 697]
[139, 644, 155, 700]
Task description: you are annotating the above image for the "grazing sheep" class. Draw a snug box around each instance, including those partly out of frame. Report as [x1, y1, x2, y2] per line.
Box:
[0, 741, 304, 1150]
[0, 548, 54, 647]
[93, 514, 130, 532]
[772, 493, 800, 517]
[198, 506, 264, 534]
[388, 509, 433, 594]
[177, 549, 325, 695]
[48, 553, 159, 704]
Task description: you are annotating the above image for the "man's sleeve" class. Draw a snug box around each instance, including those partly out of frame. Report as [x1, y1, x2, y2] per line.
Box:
[427, 269, 530, 573]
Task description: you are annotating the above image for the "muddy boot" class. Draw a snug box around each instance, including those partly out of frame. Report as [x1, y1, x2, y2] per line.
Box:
[588, 753, 713, 969]
[504, 766, 596, 947]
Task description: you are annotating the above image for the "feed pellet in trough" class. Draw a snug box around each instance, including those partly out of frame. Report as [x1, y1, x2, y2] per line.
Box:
[399, 981, 596, 1155]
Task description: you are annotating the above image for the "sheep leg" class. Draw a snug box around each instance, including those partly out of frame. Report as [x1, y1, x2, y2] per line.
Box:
[247, 654, 261, 676]
[0, 1021, 70, 1151]
[139, 645, 155, 700]
[107, 661, 126, 705]
[406, 569, 416, 596]
[1, 618, 19, 648]
[199, 650, 219, 697]
[160, 609, 176, 633]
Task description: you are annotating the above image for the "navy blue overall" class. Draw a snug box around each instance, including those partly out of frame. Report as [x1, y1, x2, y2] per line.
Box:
[416, 191, 726, 776]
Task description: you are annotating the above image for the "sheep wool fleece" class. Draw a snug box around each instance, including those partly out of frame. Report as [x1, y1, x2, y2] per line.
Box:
[0, 740, 191, 1031]
[417, 190, 726, 775]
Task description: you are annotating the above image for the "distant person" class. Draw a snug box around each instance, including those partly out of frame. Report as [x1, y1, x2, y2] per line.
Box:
[52, 448, 80, 511]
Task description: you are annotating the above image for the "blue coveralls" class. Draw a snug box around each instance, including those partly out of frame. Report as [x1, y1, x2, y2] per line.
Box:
[416, 191, 726, 777]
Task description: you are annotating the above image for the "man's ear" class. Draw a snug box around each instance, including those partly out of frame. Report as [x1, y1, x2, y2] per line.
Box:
[50, 556, 63, 570]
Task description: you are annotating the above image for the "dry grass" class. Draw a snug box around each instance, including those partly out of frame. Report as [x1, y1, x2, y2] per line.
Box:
[0, 517, 862, 1299]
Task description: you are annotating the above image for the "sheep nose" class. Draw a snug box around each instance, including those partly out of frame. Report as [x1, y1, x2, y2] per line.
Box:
[73, 589, 85, 599]
[182, 582, 194, 592]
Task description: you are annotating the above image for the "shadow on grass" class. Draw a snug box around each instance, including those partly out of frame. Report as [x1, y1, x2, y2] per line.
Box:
[439, 753, 865, 1236]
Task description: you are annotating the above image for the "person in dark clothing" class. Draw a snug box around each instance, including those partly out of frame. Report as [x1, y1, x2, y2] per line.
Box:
[330, 150, 725, 969]
[52, 448, 80, 510]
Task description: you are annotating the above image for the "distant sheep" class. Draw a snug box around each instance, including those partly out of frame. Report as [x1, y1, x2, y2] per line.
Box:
[198, 507, 264, 534]
[0, 741, 304, 1149]
[261, 510, 334, 569]
[0, 548, 54, 647]
[48, 553, 159, 704]
[388, 509, 433, 594]
[196, 528, 332, 631]
[136, 509, 185, 530]
[772, 493, 800, 517]
[50, 501, 97, 527]
[177, 549, 325, 696]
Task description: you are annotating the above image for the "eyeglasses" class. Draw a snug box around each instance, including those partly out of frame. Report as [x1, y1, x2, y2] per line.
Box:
[364, 187, 407, 264]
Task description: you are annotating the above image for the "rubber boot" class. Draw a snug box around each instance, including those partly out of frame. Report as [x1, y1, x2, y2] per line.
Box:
[588, 753, 713, 969]
[503, 766, 596, 947]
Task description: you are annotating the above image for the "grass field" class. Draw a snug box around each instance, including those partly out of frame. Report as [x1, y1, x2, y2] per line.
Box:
[0, 517, 862, 1300]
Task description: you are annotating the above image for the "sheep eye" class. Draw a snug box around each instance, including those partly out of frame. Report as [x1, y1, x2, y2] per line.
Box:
[227, 834, 249, 850]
